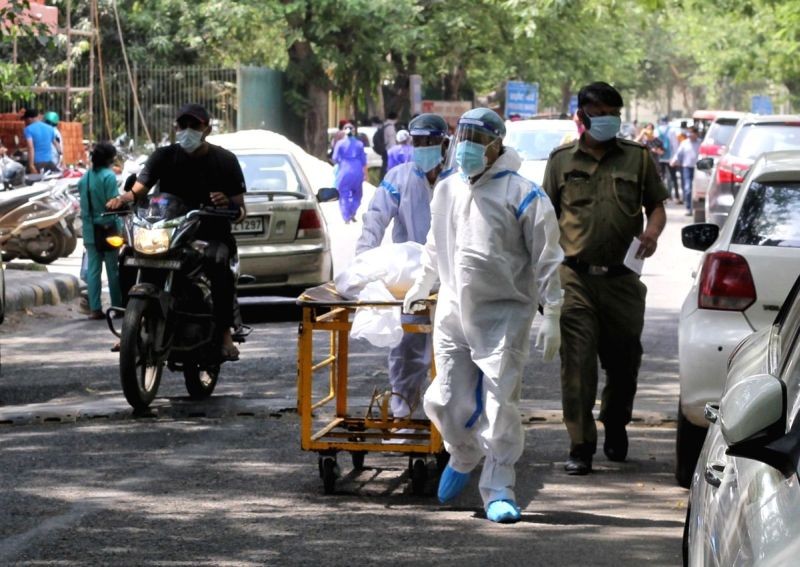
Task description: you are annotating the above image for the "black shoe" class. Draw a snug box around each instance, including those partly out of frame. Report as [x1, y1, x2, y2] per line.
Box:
[603, 424, 629, 462]
[564, 455, 592, 475]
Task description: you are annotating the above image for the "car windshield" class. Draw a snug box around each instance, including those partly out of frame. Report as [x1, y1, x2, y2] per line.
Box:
[703, 119, 738, 147]
[729, 124, 800, 160]
[236, 154, 307, 197]
[505, 130, 574, 160]
[732, 181, 800, 247]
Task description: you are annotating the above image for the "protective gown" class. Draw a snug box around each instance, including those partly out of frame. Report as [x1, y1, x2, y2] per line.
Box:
[419, 147, 563, 507]
[356, 162, 435, 418]
[332, 136, 367, 221]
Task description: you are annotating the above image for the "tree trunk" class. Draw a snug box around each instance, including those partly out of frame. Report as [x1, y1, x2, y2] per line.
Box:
[560, 80, 572, 115]
[305, 82, 329, 159]
[286, 38, 329, 159]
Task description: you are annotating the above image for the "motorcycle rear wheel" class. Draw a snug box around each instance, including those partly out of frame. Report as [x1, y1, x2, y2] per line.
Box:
[183, 363, 220, 400]
[28, 227, 66, 264]
[120, 297, 164, 410]
[61, 224, 78, 257]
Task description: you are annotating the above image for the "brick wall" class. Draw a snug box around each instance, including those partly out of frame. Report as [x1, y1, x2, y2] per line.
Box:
[0, 120, 85, 166]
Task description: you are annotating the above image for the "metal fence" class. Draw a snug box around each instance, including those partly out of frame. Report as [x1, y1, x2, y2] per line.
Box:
[2, 65, 238, 145]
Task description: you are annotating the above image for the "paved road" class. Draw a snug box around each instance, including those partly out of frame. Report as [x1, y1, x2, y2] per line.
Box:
[0, 200, 700, 565]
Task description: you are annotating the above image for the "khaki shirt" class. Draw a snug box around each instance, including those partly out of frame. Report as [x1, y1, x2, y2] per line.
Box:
[543, 136, 668, 266]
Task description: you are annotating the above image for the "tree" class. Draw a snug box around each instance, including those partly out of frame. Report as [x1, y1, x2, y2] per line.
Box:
[0, 0, 52, 103]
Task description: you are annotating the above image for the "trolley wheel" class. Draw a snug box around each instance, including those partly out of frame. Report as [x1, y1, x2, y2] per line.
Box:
[321, 457, 339, 494]
[435, 450, 450, 476]
[410, 458, 428, 496]
[350, 451, 366, 471]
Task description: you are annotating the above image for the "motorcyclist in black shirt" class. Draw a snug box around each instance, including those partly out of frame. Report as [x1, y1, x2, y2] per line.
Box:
[107, 103, 246, 361]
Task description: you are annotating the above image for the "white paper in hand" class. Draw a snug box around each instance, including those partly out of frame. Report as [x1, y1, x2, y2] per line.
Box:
[623, 237, 645, 275]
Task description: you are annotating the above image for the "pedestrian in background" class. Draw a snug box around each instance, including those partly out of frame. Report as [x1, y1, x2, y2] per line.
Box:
[43, 111, 64, 169]
[23, 108, 60, 174]
[79, 142, 123, 320]
[376, 111, 399, 179]
[635, 123, 665, 164]
[332, 124, 367, 224]
[386, 129, 413, 171]
[543, 82, 668, 476]
[671, 125, 701, 216]
[404, 107, 563, 523]
[656, 116, 680, 202]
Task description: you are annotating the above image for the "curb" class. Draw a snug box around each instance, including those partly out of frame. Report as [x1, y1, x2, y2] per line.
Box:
[4, 269, 81, 313]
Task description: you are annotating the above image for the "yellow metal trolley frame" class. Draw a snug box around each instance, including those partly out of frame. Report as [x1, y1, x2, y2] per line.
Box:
[297, 283, 444, 495]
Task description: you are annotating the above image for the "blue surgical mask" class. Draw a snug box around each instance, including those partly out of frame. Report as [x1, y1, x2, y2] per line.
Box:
[413, 144, 443, 173]
[587, 115, 621, 142]
[176, 128, 203, 153]
[455, 140, 487, 176]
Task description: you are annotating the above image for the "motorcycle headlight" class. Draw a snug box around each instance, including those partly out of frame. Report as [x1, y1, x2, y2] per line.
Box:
[133, 226, 173, 255]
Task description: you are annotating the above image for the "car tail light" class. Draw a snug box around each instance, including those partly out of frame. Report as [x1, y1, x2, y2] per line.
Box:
[698, 252, 756, 311]
[296, 208, 323, 239]
[716, 158, 748, 186]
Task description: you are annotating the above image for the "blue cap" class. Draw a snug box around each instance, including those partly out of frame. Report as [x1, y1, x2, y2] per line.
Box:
[458, 107, 506, 138]
[409, 113, 448, 137]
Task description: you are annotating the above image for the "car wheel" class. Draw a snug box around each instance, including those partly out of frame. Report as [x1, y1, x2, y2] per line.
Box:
[675, 402, 708, 488]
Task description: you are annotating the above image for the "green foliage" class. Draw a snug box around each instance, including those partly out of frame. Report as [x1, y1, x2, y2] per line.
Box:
[0, 0, 52, 102]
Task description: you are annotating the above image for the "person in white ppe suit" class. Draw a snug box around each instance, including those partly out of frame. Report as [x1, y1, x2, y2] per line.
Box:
[356, 113, 450, 423]
[404, 107, 564, 524]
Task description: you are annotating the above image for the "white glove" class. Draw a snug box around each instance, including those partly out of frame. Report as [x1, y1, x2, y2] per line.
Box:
[403, 273, 435, 313]
[535, 303, 561, 362]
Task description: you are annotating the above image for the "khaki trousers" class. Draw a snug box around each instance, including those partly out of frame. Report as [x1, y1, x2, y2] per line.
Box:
[558, 265, 646, 457]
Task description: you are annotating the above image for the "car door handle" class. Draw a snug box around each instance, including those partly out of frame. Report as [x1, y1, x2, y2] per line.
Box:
[704, 461, 726, 488]
[704, 403, 720, 424]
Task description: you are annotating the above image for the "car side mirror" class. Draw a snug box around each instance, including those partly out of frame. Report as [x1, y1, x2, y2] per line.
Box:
[721, 374, 800, 475]
[682, 223, 719, 251]
[317, 187, 339, 203]
[696, 157, 714, 171]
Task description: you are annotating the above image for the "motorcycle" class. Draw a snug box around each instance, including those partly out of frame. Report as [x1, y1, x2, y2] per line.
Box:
[105, 193, 243, 411]
[0, 183, 75, 263]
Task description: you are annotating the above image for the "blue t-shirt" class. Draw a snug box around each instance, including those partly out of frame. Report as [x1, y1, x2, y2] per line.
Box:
[24, 121, 56, 164]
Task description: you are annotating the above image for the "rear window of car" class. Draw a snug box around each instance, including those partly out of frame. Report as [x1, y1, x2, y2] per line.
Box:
[729, 124, 800, 160]
[732, 181, 800, 247]
[703, 119, 738, 146]
[505, 130, 576, 160]
[236, 154, 307, 196]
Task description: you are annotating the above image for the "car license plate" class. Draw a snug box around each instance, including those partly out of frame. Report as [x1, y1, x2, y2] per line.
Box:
[232, 216, 265, 235]
[124, 257, 182, 270]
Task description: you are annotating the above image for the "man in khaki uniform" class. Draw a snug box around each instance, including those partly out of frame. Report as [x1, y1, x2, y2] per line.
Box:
[543, 82, 668, 475]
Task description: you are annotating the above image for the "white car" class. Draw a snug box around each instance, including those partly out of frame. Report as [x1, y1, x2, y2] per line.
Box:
[207, 130, 338, 294]
[676, 150, 800, 487]
[684, 273, 800, 566]
[503, 119, 578, 185]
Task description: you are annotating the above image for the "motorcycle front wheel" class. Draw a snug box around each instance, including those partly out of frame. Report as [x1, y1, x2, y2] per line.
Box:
[183, 363, 220, 400]
[120, 297, 164, 410]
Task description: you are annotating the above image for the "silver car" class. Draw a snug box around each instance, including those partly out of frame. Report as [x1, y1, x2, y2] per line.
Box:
[684, 273, 800, 566]
[703, 114, 800, 226]
[207, 131, 338, 294]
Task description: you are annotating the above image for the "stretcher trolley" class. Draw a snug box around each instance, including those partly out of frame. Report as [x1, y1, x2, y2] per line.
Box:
[296, 283, 446, 495]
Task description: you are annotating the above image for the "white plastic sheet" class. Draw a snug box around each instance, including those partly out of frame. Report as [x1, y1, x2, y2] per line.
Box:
[334, 242, 425, 348]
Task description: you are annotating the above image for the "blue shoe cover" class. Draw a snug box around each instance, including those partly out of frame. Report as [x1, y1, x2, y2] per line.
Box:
[486, 499, 521, 523]
[437, 465, 470, 503]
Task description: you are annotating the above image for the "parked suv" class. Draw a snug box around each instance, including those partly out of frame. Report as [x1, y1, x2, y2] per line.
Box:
[703, 114, 800, 226]
[690, 111, 745, 222]
[676, 150, 800, 487]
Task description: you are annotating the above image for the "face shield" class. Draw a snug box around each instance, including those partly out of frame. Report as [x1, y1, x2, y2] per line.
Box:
[410, 118, 448, 173]
[445, 116, 504, 177]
